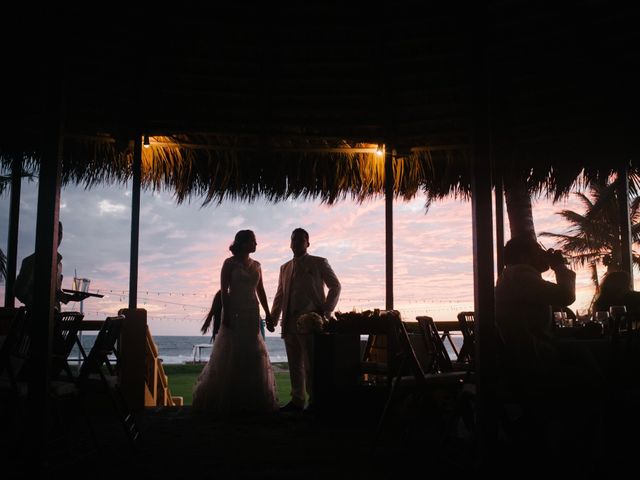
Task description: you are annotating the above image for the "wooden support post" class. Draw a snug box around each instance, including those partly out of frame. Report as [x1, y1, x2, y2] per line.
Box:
[129, 136, 142, 310]
[385, 153, 394, 310]
[119, 308, 147, 411]
[28, 63, 64, 447]
[4, 158, 22, 307]
[469, 7, 498, 465]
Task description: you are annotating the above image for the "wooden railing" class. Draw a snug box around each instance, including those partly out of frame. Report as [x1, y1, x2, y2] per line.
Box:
[144, 326, 183, 407]
[2, 306, 182, 409]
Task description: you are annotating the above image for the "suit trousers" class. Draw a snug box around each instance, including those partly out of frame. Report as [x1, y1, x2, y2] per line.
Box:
[284, 333, 315, 407]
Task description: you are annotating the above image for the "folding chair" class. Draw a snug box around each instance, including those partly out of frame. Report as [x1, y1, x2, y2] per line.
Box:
[0, 307, 32, 453]
[51, 315, 140, 446]
[372, 313, 469, 451]
[0, 307, 31, 399]
[51, 311, 84, 380]
[358, 313, 402, 387]
[456, 311, 476, 365]
[416, 315, 450, 373]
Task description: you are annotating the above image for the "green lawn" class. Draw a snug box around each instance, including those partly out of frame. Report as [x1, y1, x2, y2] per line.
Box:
[162, 363, 291, 406]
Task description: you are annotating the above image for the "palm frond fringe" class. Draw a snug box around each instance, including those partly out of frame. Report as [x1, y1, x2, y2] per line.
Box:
[1, 132, 636, 207]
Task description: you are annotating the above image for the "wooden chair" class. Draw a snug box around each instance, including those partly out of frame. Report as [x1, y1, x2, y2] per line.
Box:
[51, 311, 84, 380]
[372, 313, 470, 450]
[51, 315, 140, 446]
[416, 315, 472, 374]
[0, 307, 31, 398]
[417, 315, 450, 373]
[456, 311, 475, 365]
[330, 310, 403, 388]
[359, 315, 401, 387]
[1, 309, 85, 386]
[0, 307, 32, 453]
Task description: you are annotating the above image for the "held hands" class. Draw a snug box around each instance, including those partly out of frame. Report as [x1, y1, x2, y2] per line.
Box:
[315, 309, 331, 321]
[265, 312, 276, 333]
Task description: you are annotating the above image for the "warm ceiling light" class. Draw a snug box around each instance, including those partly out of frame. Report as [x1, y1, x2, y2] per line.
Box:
[376, 144, 385, 157]
[143, 134, 150, 148]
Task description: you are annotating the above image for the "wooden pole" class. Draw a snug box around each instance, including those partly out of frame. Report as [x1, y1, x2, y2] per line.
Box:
[469, 9, 497, 465]
[128, 137, 142, 310]
[30, 100, 63, 441]
[385, 152, 394, 310]
[4, 158, 22, 307]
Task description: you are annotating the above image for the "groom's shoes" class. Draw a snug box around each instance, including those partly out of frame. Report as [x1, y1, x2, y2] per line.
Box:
[279, 401, 304, 413]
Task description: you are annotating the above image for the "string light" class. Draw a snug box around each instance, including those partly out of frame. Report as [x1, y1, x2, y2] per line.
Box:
[63, 285, 473, 323]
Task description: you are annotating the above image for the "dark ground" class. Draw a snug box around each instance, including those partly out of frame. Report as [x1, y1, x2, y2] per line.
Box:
[2, 389, 475, 479]
[2, 386, 639, 479]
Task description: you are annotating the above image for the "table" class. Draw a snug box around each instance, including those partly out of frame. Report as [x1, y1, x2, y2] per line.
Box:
[313, 329, 434, 409]
[556, 333, 640, 378]
[313, 333, 364, 410]
[191, 343, 212, 363]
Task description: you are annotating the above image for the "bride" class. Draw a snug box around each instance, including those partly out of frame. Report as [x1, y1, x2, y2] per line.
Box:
[192, 230, 279, 414]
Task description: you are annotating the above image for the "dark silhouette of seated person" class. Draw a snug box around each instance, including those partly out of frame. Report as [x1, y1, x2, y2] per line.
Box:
[495, 236, 605, 396]
[14, 221, 87, 310]
[495, 236, 606, 467]
[495, 235, 576, 375]
[593, 270, 640, 315]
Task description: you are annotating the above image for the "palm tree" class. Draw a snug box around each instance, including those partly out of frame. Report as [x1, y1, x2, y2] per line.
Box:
[539, 178, 640, 295]
[504, 173, 537, 239]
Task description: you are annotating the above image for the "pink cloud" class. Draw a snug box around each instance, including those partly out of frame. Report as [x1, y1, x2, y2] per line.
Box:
[3, 182, 636, 336]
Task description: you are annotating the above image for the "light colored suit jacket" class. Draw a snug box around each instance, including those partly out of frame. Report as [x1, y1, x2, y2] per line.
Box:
[271, 254, 341, 335]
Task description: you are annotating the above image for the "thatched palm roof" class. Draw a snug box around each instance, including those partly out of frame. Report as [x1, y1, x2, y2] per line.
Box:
[1, 2, 637, 203]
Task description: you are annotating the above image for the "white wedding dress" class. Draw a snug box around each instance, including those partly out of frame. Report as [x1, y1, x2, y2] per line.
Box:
[192, 258, 279, 414]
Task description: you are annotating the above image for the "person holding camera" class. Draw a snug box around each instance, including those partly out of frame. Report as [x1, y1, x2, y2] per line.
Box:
[495, 234, 607, 434]
[495, 234, 576, 372]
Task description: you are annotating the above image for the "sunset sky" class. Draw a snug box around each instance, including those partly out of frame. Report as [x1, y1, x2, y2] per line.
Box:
[1, 177, 632, 336]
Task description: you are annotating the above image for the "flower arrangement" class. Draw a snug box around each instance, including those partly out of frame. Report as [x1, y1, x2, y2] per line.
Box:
[296, 312, 327, 334]
[327, 309, 401, 333]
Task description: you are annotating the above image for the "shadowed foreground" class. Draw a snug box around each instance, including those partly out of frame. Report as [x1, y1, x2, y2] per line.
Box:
[2, 389, 639, 479]
[2, 401, 475, 479]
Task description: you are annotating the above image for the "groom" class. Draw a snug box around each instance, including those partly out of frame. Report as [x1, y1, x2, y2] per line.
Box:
[270, 228, 341, 413]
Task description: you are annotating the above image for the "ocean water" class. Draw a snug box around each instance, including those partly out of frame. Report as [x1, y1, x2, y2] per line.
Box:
[152, 335, 289, 364]
[69, 333, 462, 365]
[70, 334, 288, 365]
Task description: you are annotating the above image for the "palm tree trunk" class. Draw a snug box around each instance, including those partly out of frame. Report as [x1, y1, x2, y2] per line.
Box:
[589, 261, 600, 309]
[590, 261, 600, 290]
[504, 175, 536, 240]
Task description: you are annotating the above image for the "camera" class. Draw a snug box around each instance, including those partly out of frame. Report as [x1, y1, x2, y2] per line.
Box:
[545, 248, 567, 267]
